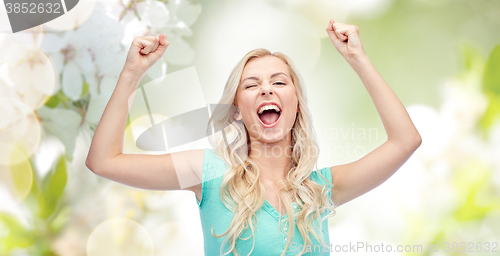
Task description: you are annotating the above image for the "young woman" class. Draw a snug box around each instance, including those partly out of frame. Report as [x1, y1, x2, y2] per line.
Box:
[86, 19, 422, 256]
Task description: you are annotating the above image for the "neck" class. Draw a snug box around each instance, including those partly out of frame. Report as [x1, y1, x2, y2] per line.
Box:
[248, 132, 293, 184]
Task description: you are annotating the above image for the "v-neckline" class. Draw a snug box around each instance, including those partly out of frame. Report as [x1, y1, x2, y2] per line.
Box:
[262, 200, 299, 221]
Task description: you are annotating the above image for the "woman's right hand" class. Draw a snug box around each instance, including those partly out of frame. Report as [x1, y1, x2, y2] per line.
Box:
[122, 34, 169, 79]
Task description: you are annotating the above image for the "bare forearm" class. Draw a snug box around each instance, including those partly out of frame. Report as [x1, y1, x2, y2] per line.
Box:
[349, 55, 421, 149]
[86, 71, 143, 168]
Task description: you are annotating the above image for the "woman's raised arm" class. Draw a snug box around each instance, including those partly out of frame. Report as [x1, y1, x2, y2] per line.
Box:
[85, 35, 203, 199]
[325, 20, 422, 207]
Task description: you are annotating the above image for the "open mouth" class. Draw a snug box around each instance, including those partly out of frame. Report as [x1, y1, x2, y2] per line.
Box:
[257, 104, 282, 128]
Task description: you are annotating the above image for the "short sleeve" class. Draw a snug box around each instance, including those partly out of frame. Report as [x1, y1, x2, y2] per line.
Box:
[309, 167, 333, 196]
[195, 148, 228, 208]
[310, 167, 338, 213]
[195, 148, 211, 208]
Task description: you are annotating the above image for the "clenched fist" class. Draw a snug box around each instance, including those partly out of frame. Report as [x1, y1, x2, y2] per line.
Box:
[122, 34, 169, 78]
[326, 19, 366, 63]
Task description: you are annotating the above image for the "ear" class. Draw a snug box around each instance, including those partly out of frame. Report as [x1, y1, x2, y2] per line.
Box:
[296, 104, 299, 113]
[233, 108, 242, 121]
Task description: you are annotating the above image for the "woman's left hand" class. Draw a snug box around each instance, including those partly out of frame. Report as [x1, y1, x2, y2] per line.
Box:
[326, 19, 366, 63]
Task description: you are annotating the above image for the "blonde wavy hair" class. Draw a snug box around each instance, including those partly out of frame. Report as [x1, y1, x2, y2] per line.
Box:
[207, 48, 337, 256]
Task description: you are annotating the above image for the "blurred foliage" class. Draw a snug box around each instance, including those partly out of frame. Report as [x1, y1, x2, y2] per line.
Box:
[346, 0, 500, 109]
[482, 45, 500, 96]
[1, 0, 201, 254]
[0, 156, 68, 255]
[480, 45, 500, 136]
[1, 0, 499, 255]
[402, 43, 500, 256]
[453, 159, 500, 221]
[0, 213, 36, 252]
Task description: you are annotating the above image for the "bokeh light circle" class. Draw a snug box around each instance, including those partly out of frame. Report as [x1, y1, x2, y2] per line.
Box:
[197, 0, 321, 85]
[0, 26, 44, 48]
[87, 218, 154, 256]
[286, 0, 348, 39]
[43, 0, 97, 31]
[124, 114, 169, 154]
[0, 143, 33, 202]
[0, 37, 55, 110]
[0, 97, 41, 164]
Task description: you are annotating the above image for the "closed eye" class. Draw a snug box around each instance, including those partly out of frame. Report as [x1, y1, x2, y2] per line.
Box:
[245, 82, 285, 89]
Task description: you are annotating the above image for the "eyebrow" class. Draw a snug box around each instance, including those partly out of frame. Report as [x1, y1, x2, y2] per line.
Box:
[240, 72, 288, 85]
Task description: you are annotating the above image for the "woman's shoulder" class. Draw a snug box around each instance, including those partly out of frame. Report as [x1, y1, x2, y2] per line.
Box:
[309, 166, 333, 188]
[202, 148, 228, 182]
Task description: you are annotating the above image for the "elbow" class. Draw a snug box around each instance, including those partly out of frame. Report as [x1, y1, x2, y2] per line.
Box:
[390, 133, 422, 152]
[85, 157, 101, 175]
[415, 134, 422, 147]
[408, 133, 422, 152]
[85, 153, 119, 176]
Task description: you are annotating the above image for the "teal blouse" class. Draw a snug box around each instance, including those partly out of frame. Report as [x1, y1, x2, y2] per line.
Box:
[195, 149, 334, 256]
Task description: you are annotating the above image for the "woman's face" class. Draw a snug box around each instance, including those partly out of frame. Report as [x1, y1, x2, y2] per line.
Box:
[235, 55, 299, 144]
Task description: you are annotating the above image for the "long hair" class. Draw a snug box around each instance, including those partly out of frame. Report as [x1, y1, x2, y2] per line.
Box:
[207, 48, 337, 256]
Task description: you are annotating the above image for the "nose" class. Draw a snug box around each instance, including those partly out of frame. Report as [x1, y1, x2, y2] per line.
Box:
[261, 83, 273, 96]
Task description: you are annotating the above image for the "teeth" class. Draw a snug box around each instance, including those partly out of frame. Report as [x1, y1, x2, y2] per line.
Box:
[258, 104, 281, 115]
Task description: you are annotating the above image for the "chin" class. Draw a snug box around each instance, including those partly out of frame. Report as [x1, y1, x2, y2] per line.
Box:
[250, 126, 292, 144]
[258, 135, 286, 144]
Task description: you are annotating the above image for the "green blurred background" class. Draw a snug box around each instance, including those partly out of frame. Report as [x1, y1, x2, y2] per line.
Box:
[1, 0, 499, 255]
